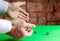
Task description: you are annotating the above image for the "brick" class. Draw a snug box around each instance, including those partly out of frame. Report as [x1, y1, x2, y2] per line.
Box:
[47, 22, 57, 25]
[47, 13, 57, 21]
[28, 18, 37, 24]
[38, 17, 46, 25]
[37, 12, 46, 18]
[55, 0, 60, 3]
[11, 0, 26, 2]
[47, 9, 60, 22]
[42, 3, 53, 13]
[50, 0, 60, 3]
[37, 12, 46, 25]
[56, 8, 60, 12]
[55, 11, 60, 21]
[46, 3, 53, 12]
[57, 22, 60, 25]
[29, 12, 37, 18]
[27, 0, 49, 3]
[49, 0, 56, 3]
[55, 3, 60, 10]
[27, 2, 43, 12]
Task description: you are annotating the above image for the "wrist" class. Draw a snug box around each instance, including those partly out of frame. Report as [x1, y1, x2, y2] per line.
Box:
[7, 26, 24, 39]
[7, 20, 24, 39]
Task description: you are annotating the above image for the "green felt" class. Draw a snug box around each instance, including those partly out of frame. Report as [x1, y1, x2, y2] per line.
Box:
[0, 25, 60, 41]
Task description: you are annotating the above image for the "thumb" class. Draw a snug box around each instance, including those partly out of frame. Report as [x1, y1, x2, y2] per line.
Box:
[8, 2, 26, 11]
[12, 2, 26, 9]
[24, 23, 36, 29]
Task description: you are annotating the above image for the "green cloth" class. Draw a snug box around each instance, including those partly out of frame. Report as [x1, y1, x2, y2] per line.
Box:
[0, 25, 60, 41]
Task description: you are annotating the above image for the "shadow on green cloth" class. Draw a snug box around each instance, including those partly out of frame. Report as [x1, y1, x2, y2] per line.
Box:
[1, 39, 17, 41]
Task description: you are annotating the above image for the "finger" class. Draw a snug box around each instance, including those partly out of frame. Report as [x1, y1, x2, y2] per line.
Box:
[17, 16, 28, 21]
[25, 29, 33, 37]
[26, 27, 32, 32]
[20, 27, 33, 37]
[18, 12, 29, 19]
[19, 8, 29, 17]
[12, 2, 26, 8]
[17, 14, 29, 21]
[24, 23, 36, 29]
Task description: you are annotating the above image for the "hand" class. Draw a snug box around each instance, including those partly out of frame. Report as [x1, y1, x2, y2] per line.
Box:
[7, 20, 35, 39]
[7, 20, 24, 39]
[14, 20, 35, 37]
[6, 2, 29, 21]
[8, 1, 26, 10]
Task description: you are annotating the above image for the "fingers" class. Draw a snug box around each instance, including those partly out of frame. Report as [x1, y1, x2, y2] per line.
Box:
[24, 23, 36, 29]
[18, 12, 29, 19]
[11, 2, 26, 9]
[19, 8, 29, 17]
[17, 12, 29, 21]
[20, 27, 33, 37]
[7, 4, 29, 21]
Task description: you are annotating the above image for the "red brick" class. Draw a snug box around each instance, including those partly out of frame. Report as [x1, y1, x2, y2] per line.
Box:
[38, 17, 46, 25]
[42, 3, 53, 13]
[47, 22, 57, 25]
[11, 0, 26, 2]
[47, 13, 57, 21]
[57, 22, 60, 24]
[55, 11, 60, 21]
[27, 0, 49, 3]
[50, 0, 60, 3]
[28, 18, 37, 24]
[27, 2, 43, 12]
[29, 12, 37, 18]
[38, 12, 46, 18]
[37, 12, 46, 25]
[55, 3, 60, 10]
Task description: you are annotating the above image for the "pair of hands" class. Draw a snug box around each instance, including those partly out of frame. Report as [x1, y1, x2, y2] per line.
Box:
[6, 2, 35, 39]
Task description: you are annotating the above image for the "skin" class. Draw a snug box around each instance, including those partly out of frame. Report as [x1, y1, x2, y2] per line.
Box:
[7, 20, 35, 39]
[6, 2, 35, 39]
[6, 7, 35, 39]
[7, 7, 29, 21]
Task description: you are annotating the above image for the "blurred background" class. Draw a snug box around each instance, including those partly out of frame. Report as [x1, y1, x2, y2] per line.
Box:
[0, 0, 60, 41]
[0, 0, 60, 25]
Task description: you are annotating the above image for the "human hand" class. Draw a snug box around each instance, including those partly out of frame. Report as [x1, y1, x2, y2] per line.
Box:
[12, 20, 35, 37]
[6, 2, 29, 21]
[7, 20, 35, 39]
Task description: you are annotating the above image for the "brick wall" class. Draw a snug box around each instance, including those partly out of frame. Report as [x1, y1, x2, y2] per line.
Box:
[0, 0, 60, 25]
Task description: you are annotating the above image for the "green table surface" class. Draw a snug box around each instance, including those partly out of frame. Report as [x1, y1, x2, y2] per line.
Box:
[0, 25, 60, 41]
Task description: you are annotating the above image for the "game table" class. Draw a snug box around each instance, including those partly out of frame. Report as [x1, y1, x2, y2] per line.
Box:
[0, 25, 60, 41]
